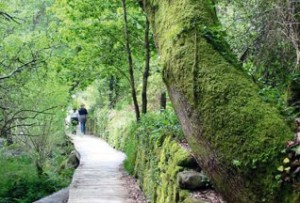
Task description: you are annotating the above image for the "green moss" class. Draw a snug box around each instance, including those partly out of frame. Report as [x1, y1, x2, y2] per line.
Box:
[179, 190, 190, 201]
[182, 197, 207, 203]
[143, 0, 299, 202]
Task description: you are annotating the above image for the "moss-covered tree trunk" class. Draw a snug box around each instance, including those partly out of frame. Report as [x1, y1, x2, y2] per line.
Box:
[140, 0, 300, 202]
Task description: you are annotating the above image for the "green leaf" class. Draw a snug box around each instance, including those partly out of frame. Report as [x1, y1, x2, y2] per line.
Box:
[275, 174, 281, 180]
[283, 158, 290, 164]
[277, 165, 284, 172]
[232, 160, 241, 166]
[291, 146, 300, 155]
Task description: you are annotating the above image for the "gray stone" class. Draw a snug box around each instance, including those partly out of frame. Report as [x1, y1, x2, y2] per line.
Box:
[0, 138, 6, 148]
[66, 151, 79, 169]
[178, 171, 210, 190]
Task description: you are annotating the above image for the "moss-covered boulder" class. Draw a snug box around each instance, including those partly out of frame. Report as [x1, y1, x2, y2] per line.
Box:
[66, 151, 79, 169]
[178, 171, 210, 190]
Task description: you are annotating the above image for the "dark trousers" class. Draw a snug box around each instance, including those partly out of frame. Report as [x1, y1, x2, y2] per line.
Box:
[80, 121, 86, 134]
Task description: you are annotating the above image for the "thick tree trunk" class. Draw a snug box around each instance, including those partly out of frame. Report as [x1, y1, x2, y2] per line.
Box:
[142, 17, 150, 114]
[140, 0, 299, 202]
[122, 0, 140, 121]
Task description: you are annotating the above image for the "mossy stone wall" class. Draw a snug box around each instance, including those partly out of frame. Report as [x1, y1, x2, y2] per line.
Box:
[134, 134, 190, 203]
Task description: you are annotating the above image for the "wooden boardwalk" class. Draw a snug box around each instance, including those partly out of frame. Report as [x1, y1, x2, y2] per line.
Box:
[68, 135, 130, 203]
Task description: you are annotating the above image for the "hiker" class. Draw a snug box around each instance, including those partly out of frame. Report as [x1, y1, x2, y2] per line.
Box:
[70, 108, 79, 134]
[78, 104, 88, 134]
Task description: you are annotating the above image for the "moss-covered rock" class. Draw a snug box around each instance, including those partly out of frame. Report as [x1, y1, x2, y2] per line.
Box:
[66, 150, 79, 169]
[177, 171, 210, 190]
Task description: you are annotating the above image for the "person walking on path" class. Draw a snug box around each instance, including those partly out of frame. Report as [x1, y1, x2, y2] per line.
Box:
[78, 104, 88, 134]
[70, 108, 79, 134]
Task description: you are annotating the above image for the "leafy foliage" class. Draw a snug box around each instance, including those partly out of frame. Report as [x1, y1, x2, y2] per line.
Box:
[0, 0, 74, 201]
[217, 0, 300, 113]
[0, 149, 73, 203]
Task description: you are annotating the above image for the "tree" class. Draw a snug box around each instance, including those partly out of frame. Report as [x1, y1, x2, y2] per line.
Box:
[0, 0, 70, 176]
[52, 0, 151, 116]
[142, 16, 150, 114]
[121, 0, 140, 121]
[140, 0, 299, 202]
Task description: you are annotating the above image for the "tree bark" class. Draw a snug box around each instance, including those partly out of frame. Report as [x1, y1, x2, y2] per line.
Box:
[142, 17, 150, 114]
[160, 91, 166, 112]
[140, 0, 299, 202]
[122, 0, 140, 121]
[109, 75, 114, 109]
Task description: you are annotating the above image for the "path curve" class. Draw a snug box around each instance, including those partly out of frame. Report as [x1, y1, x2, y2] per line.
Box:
[68, 134, 130, 203]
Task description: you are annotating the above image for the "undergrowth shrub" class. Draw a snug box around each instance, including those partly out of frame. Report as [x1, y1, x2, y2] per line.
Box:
[0, 140, 74, 203]
[87, 107, 108, 137]
[124, 123, 138, 174]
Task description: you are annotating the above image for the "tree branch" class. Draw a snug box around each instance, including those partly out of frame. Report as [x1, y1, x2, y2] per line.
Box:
[0, 59, 37, 80]
[0, 11, 21, 24]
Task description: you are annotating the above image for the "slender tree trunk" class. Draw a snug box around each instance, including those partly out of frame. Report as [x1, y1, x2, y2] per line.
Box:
[142, 17, 150, 114]
[288, 79, 300, 112]
[109, 76, 114, 109]
[113, 77, 120, 108]
[122, 0, 140, 121]
[35, 159, 44, 178]
[140, 0, 299, 202]
[160, 91, 166, 112]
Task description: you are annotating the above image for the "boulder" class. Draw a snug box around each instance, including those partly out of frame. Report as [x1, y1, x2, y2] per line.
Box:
[178, 171, 210, 190]
[66, 151, 79, 169]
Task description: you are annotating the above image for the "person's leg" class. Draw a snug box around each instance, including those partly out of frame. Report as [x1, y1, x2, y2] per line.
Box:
[80, 122, 84, 134]
[82, 121, 86, 134]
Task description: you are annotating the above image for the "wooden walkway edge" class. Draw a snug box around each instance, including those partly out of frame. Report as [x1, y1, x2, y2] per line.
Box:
[68, 135, 130, 203]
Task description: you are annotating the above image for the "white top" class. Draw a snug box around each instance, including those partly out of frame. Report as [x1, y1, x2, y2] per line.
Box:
[71, 111, 79, 118]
